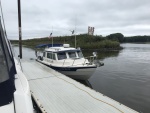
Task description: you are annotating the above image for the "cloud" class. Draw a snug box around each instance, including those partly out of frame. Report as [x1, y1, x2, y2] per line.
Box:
[1, 0, 150, 39]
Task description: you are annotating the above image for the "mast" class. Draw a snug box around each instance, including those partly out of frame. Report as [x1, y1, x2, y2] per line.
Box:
[17, 0, 22, 58]
[52, 26, 53, 47]
[75, 32, 76, 48]
[74, 17, 77, 48]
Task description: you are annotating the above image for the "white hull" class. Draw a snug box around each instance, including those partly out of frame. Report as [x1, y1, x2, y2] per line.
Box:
[37, 59, 96, 80]
[36, 45, 98, 80]
[59, 68, 96, 80]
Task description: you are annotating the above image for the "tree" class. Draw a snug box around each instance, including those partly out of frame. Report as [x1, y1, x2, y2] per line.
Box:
[107, 33, 124, 42]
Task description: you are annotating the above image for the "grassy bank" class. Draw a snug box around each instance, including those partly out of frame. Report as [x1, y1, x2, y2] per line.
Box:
[11, 34, 122, 50]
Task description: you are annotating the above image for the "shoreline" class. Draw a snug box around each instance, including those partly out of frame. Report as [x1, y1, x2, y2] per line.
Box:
[12, 44, 123, 51]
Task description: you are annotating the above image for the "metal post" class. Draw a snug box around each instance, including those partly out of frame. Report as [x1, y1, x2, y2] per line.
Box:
[74, 17, 77, 48]
[17, 0, 22, 58]
[75, 34, 76, 48]
[62, 59, 66, 66]
[72, 59, 76, 66]
[52, 26, 53, 47]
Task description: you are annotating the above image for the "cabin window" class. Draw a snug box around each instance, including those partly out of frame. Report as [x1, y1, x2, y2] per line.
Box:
[43, 52, 46, 57]
[68, 52, 76, 58]
[57, 52, 67, 60]
[0, 21, 16, 107]
[0, 43, 9, 83]
[47, 52, 56, 60]
[47, 53, 51, 59]
[77, 51, 83, 58]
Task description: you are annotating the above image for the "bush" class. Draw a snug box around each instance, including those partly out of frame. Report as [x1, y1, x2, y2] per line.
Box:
[10, 34, 121, 50]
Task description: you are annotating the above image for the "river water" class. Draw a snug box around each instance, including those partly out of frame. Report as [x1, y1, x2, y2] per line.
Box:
[14, 43, 150, 113]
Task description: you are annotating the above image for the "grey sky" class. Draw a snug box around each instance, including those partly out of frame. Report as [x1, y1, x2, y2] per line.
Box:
[1, 0, 150, 39]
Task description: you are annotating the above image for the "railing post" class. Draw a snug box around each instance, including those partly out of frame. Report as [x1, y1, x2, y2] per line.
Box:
[62, 59, 66, 66]
[83, 59, 86, 66]
[72, 59, 76, 66]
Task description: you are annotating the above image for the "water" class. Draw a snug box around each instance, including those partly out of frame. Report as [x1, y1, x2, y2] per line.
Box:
[14, 43, 150, 113]
[13, 46, 36, 59]
[89, 43, 150, 113]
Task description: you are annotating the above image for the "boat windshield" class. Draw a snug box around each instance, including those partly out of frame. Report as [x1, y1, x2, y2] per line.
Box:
[77, 51, 83, 58]
[57, 52, 67, 60]
[68, 52, 76, 58]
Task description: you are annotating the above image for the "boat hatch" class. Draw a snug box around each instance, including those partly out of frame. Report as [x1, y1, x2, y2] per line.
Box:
[63, 44, 70, 48]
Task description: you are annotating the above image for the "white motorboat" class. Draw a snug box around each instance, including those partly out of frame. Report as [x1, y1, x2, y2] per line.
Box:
[0, 18, 34, 112]
[36, 44, 98, 80]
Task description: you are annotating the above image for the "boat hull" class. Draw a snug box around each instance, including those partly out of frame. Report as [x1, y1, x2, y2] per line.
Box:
[37, 60, 96, 80]
[59, 68, 96, 80]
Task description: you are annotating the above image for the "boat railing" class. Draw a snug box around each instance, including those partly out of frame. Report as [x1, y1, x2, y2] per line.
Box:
[72, 59, 75, 66]
[62, 58, 78, 66]
[62, 56, 97, 66]
[84, 56, 97, 66]
[62, 59, 66, 66]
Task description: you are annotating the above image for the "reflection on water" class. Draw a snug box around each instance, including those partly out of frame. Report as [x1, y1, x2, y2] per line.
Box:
[89, 43, 150, 113]
[14, 43, 150, 113]
[76, 80, 93, 89]
[13, 46, 36, 59]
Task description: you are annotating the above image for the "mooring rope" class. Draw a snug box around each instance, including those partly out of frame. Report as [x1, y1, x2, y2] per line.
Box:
[54, 74, 125, 113]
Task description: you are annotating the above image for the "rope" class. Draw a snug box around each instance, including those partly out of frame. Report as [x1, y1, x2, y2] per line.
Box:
[55, 74, 124, 113]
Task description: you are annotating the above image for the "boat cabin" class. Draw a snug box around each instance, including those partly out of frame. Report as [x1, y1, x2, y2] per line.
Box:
[42, 44, 84, 61]
[36, 44, 95, 67]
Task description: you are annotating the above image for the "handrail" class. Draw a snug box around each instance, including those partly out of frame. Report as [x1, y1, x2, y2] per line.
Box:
[62, 55, 97, 67]
[84, 55, 97, 65]
[83, 59, 86, 66]
[72, 58, 76, 66]
[62, 59, 66, 66]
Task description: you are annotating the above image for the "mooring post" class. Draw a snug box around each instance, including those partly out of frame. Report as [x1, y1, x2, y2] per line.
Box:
[17, 0, 22, 59]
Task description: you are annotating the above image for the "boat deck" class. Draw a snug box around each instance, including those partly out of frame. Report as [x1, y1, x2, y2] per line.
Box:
[21, 60, 138, 113]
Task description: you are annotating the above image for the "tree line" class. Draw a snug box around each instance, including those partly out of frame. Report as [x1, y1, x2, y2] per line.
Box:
[105, 33, 150, 43]
[11, 34, 121, 50]
[10, 33, 150, 50]
[124, 36, 150, 42]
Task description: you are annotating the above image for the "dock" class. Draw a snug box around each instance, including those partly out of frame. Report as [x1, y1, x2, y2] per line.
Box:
[21, 60, 138, 113]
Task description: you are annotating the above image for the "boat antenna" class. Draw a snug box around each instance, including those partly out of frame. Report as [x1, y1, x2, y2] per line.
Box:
[17, 0, 22, 59]
[49, 26, 53, 47]
[52, 26, 53, 47]
[0, 0, 7, 38]
[74, 17, 77, 48]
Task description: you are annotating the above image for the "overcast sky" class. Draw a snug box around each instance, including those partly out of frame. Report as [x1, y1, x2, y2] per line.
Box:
[1, 0, 150, 39]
